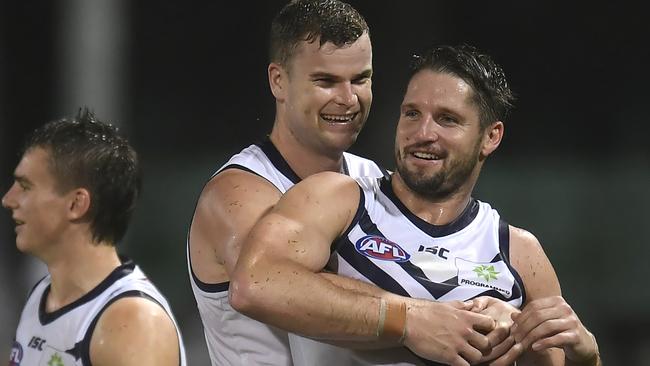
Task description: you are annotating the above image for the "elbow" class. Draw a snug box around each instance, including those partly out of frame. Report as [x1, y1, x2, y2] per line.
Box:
[229, 271, 260, 316]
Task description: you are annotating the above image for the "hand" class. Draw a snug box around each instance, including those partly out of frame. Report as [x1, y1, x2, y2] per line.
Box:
[402, 299, 496, 366]
[488, 296, 600, 366]
[467, 297, 520, 364]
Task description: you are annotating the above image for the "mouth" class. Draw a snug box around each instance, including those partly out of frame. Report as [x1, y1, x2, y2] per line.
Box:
[411, 151, 442, 161]
[320, 112, 358, 124]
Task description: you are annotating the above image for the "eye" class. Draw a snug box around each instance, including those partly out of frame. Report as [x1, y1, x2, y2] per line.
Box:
[313, 78, 335, 87]
[403, 109, 420, 120]
[438, 114, 459, 125]
[352, 76, 370, 85]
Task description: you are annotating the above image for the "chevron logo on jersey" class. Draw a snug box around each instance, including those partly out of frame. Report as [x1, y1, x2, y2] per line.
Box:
[355, 235, 411, 262]
[9, 341, 23, 366]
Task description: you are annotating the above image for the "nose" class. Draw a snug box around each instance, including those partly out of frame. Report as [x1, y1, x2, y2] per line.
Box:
[2, 184, 17, 210]
[333, 82, 357, 107]
[414, 114, 440, 142]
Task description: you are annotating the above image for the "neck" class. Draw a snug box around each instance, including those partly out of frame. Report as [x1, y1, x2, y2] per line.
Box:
[391, 173, 476, 226]
[44, 236, 121, 312]
[269, 127, 344, 179]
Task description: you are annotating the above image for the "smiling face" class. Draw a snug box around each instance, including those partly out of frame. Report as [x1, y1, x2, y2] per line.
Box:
[394, 70, 499, 200]
[2, 147, 71, 255]
[271, 32, 373, 158]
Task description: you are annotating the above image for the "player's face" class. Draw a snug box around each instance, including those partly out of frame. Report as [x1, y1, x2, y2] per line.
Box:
[281, 32, 372, 156]
[394, 70, 486, 199]
[2, 147, 70, 255]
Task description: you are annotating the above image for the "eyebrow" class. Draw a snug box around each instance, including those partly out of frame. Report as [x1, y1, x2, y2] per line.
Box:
[310, 68, 373, 81]
[400, 102, 419, 110]
[13, 175, 32, 187]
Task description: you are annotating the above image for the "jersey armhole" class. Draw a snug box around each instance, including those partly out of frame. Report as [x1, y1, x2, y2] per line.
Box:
[75, 290, 180, 366]
[499, 219, 527, 305]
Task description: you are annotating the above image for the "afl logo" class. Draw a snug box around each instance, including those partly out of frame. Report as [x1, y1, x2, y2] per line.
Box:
[355, 235, 410, 262]
[9, 341, 23, 366]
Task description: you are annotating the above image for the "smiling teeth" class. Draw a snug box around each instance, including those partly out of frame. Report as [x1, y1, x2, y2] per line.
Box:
[321, 113, 355, 122]
[413, 152, 440, 160]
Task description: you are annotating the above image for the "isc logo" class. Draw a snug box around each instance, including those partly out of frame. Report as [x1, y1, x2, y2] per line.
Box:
[355, 235, 410, 262]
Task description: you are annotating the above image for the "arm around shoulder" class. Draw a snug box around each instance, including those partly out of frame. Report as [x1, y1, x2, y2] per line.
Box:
[229, 171, 374, 337]
[90, 297, 181, 366]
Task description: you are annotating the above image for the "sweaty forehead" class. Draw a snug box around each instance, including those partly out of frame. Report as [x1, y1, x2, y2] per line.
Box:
[404, 70, 474, 106]
[288, 33, 372, 72]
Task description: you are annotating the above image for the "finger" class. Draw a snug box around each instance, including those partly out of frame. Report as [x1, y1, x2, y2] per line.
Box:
[512, 306, 563, 341]
[486, 325, 510, 348]
[459, 342, 485, 365]
[518, 318, 572, 349]
[470, 311, 497, 333]
[478, 335, 515, 363]
[515, 296, 564, 327]
[531, 330, 578, 352]
[487, 342, 524, 366]
[489, 335, 516, 360]
[471, 296, 490, 312]
[467, 330, 491, 353]
[450, 300, 474, 310]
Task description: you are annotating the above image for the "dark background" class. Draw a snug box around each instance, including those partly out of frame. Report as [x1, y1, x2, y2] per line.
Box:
[1, 1, 649, 364]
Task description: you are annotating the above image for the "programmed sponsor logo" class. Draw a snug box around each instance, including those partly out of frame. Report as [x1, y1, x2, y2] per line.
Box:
[355, 235, 410, 262]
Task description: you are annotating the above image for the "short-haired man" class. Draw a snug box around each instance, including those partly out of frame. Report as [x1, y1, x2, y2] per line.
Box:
[231, 45, 601, 366]
[4, 110, 187, 366]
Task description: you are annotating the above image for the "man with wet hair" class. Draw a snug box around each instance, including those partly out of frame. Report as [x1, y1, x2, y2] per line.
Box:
[187, 0, 397, 364]
[4, 109, 187, 366]
[231, 45, 602, 366]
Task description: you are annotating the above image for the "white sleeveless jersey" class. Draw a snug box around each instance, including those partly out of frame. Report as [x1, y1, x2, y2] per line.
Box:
[188, 138, 386, 366]
[322, 176, 526, 365]
[9, 258, 187, 366]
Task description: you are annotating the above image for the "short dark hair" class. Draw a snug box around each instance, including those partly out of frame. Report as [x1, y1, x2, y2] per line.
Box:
[23, 108, 140, 245]
[269, 0, 369, 66]
[410, 44, 515, 129]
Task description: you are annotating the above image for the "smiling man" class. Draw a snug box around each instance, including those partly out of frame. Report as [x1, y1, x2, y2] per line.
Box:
[186, 1, 387, 365]
[230, 45, 602, 366]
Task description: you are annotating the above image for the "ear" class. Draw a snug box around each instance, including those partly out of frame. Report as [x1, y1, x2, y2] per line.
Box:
[480, 121, 504, 157]
[268, 62, 287, 102]
[67, 188, 91, 220]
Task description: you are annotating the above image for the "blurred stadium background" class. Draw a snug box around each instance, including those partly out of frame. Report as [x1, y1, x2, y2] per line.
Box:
[1, 1, 648, 364]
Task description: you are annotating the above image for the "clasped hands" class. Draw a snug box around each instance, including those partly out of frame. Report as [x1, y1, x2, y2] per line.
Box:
[465, 296, 599, 366]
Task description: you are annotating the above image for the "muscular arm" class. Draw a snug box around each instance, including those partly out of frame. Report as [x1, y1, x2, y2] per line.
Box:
[230, 172, 498, 366]
[90, 297, 181, 366]
[489, 227, 601, 366]
[189, 169, 282, 283]
[190, 169, 421, 295]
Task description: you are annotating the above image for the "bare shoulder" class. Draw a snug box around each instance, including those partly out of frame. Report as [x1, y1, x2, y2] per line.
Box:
[283, 171, 360, 202]
[509, 225, 561, 301]
[90, 296, 180, 366]
[277, 171, 361, 227]
[190, 168, 282, 275]
[196, 168, 282, 218]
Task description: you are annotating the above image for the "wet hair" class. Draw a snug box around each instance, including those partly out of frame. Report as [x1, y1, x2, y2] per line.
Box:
[410, 44, 515, 128]
[23, 108, 140, 245]
[269, 0, 369, 66]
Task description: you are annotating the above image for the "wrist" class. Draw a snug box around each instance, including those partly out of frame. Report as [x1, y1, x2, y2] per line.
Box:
[376, 298, 406, 344]
[567, 331, 601, 366]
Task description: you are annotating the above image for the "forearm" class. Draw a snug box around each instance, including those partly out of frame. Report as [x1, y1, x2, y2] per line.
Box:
[319, 272, 401, 300]
[231, 259, 404, 342]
